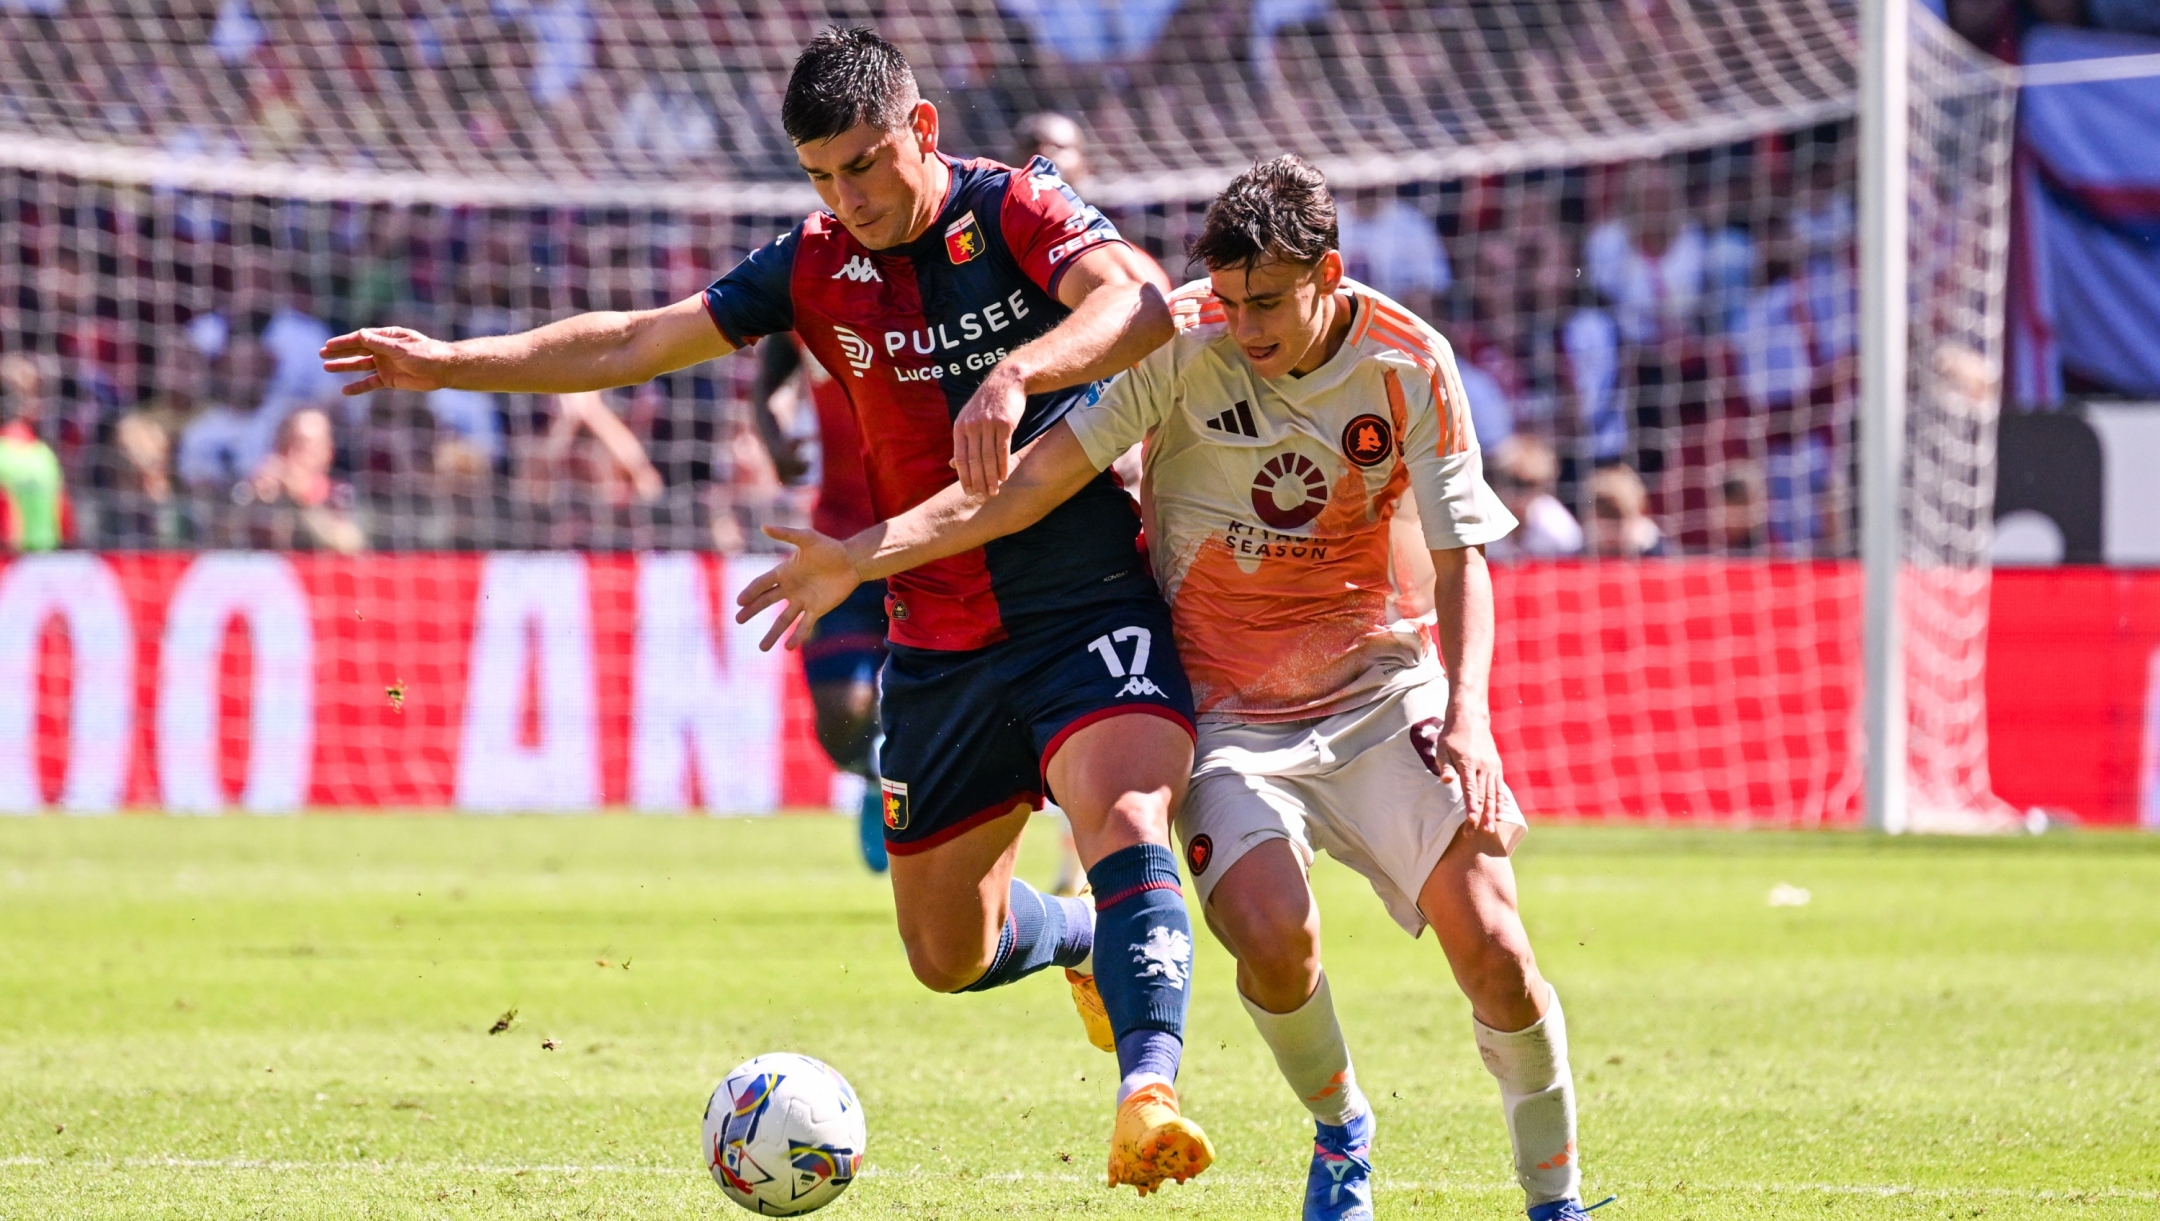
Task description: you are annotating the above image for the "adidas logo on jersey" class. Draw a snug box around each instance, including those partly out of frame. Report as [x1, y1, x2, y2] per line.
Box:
[831, 255, 882, 283]
[1204, 400, 1259, 438]
[1117, 675, 1166, 698]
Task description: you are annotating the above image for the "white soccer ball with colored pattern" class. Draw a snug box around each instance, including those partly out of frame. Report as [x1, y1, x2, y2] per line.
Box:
[703, 1053, 867, 1215]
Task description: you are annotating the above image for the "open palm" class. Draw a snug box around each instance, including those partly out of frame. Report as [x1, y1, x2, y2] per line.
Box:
[319, 327, 459, 395]
[735, 525, 865, 652]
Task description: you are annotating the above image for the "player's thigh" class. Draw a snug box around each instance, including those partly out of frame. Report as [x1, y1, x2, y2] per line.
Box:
[1040, 713, 1192, 863]
[1012, 598, 1197, 865]
[887, 800, 1033, 991]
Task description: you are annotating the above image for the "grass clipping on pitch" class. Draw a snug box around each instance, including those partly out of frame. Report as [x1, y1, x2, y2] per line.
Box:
[0, 816, 2154, 1219]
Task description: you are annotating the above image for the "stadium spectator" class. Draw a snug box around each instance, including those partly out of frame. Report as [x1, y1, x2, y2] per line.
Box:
[1487, 435, 1584, 560]
[999, 0, 1180, 63]
[541, 390, 664, 505]
[250, 407, 364, 554]
[176, 335, 270, 492]
[1584, 159, 1708, 346]
[1713, 460, 1769, 555]
[1013, 111, 1090, 183]
[425, 387, 505, 473]
[1338, 188, 1451, 322]
[1588, 463, 1665, 558]
[0, 353, 69, 553]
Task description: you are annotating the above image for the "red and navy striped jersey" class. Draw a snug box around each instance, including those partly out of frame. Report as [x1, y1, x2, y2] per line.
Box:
[704, 155, 1155, 651]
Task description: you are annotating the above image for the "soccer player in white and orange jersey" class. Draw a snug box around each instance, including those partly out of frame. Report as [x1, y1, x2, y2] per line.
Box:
[739, 156, 1598, 1221]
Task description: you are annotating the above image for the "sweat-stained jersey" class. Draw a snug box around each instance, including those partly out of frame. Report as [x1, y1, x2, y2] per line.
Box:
[704, 154, 1155, 651]
[1065, 280, 1519, 722]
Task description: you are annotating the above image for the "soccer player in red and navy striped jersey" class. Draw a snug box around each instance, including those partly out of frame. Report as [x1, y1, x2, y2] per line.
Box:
[321, 26, 1211, 1195]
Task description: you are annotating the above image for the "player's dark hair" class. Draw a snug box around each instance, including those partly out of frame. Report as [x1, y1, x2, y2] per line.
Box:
[782, 27, 920, 146]
[1190, 155, 1339, 272]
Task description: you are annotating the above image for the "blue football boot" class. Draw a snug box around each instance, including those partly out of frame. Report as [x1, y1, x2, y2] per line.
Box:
[1528, 1195, 1618, 1221]
[1304, 1110, 1375, 1221]
[857, 783, 888, 873]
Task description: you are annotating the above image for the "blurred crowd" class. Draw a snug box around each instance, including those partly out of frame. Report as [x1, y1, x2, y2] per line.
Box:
[0, 119, 1866, 558]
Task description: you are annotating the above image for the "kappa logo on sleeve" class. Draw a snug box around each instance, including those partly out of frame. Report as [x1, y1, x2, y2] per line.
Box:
[879, 778, 910, 831]
[944, 211, 986, 264]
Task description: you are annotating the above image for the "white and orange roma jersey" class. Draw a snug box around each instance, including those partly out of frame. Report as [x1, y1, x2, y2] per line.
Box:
[1066, 279, 1518, 722]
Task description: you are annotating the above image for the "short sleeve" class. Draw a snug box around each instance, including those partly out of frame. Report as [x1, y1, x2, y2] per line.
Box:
[999, 156, 1128, 298]
[1397, 352, 1519, 551]
[1066, 343, 1173, 471]
[702, 225, 800, 347]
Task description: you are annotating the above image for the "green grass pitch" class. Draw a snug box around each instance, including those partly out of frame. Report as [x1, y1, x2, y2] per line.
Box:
[1, 815, 2154, 1219]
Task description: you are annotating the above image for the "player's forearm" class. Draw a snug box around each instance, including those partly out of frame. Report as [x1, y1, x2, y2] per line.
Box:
[443, 304, 731, 393]
[1000, 280, 1171, 394]
[1432, 545, 1497, 723]
[844, 424, 1099, 581]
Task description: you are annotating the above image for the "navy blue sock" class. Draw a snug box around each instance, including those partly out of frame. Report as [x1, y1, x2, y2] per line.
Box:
[960, 880, 1090, 991]
[1116, 1029, 1183, 1087]
[1086, 843, 1192, 1087]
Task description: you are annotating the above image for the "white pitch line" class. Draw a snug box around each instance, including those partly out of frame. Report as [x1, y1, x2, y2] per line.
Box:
[2, 1158, 2153, 1202]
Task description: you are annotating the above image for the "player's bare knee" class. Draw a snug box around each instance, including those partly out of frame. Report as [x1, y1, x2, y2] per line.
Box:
[1216, 887, 1318, 987]
[901, 935, 992, 994]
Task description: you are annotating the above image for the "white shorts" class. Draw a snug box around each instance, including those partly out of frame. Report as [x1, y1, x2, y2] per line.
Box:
[1176, 675, 1527, 937]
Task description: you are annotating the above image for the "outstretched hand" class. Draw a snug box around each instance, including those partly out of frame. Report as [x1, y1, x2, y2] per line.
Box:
[319, 327, 459, 396]
[735, 524, 865, 652]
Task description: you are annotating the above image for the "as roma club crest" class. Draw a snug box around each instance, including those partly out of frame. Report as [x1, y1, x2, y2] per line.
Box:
[880, 778, 910, 831]
[1185, 834, 1214, 876]
[944, 211, 986, 264]
[1341, 413, 1395, 468]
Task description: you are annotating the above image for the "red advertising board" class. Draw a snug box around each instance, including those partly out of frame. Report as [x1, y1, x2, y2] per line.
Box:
[0, 554, 2150, 825]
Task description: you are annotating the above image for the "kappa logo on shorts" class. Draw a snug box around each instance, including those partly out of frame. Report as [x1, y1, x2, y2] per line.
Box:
[1341, 413, 1395, 468]
[879, 778, 910, 831]
[1117, 675, 1166, 698]
[1185, 834, 1214, 875]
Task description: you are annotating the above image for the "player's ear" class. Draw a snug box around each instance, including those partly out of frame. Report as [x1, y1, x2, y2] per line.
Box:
[1316, 249, 1345, 294]
[910, 100, 939, 159]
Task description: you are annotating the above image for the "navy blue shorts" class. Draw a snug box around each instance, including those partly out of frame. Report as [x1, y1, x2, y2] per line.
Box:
[800, 580, 888, 688]
[876, 596, 1196, 857]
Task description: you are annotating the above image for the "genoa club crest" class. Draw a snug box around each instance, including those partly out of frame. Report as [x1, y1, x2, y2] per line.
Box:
[944, 211, 986, 264]
[880, 778, 910, 831]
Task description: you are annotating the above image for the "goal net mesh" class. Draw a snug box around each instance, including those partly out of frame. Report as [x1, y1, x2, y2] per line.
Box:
[0, 0, 2014, 821]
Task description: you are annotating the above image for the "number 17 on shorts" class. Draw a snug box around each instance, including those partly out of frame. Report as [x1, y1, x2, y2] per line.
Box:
[1088, 627, 1167, 699]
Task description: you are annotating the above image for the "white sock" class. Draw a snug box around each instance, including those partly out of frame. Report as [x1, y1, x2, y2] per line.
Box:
[1472, 985, 1581, 1208]
[1115, 1072, 1172, 1105]
[1240, 972, 1370, 1127]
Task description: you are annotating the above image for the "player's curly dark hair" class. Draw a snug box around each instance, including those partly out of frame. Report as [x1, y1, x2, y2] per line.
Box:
[782, 27, 920, 147]
[1190, 155, 1339, 272]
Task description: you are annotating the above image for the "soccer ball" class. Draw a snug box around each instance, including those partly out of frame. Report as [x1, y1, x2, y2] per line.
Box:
[703, 1053, 867, 1215]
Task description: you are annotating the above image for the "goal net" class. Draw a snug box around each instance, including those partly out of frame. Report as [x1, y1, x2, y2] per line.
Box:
[0, 0, 2015, 821]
